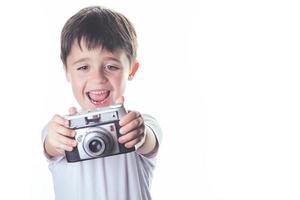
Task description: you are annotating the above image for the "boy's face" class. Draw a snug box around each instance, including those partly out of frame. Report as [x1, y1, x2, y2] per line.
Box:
[65, 40, 133, 109]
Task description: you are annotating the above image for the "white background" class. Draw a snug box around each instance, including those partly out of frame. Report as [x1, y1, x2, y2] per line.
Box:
[0, 0, 299, 199]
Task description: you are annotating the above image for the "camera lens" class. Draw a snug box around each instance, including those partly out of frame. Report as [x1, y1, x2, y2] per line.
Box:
[89, 139, 103, 153]
[83, 128, 114, 157]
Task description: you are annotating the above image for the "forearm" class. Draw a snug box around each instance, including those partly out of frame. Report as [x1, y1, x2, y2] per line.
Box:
[136, 125, 157, 156]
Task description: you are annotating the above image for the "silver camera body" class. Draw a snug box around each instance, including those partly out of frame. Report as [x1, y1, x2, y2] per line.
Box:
[64, 104, 135, 162]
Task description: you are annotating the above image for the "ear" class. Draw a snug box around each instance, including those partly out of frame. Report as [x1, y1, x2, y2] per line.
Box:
[128, 61, 139, 81]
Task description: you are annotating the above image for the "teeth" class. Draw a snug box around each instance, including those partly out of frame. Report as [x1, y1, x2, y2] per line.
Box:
[89, 90, 108, 95]
[91, 99, 98, 104]
[87, 90, 110, 104]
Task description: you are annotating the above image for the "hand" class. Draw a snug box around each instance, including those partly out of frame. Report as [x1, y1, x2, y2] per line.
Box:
[44, 107, 78, 157]
[118, 110, 146, 149]
[115, 96, 146, 149]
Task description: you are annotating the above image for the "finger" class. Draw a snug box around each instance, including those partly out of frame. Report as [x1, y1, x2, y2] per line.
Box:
[119, 111, 141, 127]
[56, 143, 74, 152]
[54, 124, 76, 137]
[52, 114, 69, 127]
[55, 133, 77, 148]
[120, 117, 144, 134]
[54, 147, 65, 155]
[68, 107, 78, 115]
[115, 96, 124, 105]
[124, 138, 141, 149]
[47, 135, 73, 154]
[118, 128, 144, 144]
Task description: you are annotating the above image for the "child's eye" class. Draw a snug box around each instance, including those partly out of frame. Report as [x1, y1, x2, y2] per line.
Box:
[104, 65, 119, 71]
[77, 65, 89, 71]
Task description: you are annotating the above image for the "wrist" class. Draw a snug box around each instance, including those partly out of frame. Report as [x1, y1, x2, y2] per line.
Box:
[135, 128, 147, 150]
[136, 125, 158, 156]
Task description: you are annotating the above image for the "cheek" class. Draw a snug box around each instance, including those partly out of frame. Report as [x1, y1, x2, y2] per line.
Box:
[71, 78, 84, 96]
[119, 74, 128, 89]
[111, 75, 127, 96]
[119, 77, 128, 96]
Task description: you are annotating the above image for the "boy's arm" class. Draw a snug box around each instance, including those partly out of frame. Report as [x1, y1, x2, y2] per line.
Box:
[119, 112, 161, 157]
[44, 114, 77, 157]
[42, 107, 78, 159]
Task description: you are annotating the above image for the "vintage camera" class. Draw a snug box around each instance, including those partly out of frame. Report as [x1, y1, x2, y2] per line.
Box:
[64, 104, 135, 162]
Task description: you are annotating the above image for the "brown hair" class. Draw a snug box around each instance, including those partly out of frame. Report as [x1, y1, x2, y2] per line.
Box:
[61, 6, 137, 67]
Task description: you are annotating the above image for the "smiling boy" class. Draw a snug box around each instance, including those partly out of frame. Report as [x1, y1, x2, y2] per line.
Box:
[42, 6, 162, 200]
[66, 42, 131, 109]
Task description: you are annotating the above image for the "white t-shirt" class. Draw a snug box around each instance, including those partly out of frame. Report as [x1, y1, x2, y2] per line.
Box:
[41, 114, 162, 200]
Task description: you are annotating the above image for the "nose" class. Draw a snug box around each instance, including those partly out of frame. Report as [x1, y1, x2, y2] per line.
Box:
[92, 68, 107, 84]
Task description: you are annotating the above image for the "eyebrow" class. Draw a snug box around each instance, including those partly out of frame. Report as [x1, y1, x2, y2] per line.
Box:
[105, 56, 121, 63]
[70, 55, 122, 66]
[71, 58, 90, 66]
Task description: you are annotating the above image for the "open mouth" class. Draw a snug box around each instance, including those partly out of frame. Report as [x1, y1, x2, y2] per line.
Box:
[86, 90, 110, 106]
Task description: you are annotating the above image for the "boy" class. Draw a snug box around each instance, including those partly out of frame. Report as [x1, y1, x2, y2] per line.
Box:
[42, 6, 162, 200]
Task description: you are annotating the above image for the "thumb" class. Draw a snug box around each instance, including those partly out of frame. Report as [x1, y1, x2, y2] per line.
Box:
[115, 96, 125, 105]
[68, 107, 78, 115]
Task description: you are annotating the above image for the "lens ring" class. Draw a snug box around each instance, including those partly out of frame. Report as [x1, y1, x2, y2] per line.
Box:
[83, 127, 114, 157]
[84, 136, 105, 156]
